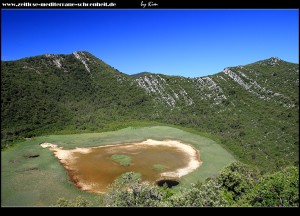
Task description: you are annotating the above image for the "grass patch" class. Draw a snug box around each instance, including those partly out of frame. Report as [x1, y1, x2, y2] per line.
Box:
[153, 164, 167, 171]
[111, 154, 132, 166]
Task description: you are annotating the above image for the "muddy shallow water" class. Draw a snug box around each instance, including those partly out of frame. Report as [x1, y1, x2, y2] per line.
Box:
[42, 140, 201, 193]
[71, 144, 190, 192]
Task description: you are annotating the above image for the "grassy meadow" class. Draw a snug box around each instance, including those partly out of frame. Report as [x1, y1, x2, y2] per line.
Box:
[1, 126, 235, 206]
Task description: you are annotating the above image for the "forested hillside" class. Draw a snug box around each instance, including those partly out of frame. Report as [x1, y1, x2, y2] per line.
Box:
[1, 52, 298, 172]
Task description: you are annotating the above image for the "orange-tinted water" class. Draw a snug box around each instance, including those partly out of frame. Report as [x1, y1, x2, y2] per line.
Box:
[66, 144, 191, 193]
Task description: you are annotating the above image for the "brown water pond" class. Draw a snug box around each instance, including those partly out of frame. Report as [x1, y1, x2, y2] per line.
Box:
[48, 140, 201, 193]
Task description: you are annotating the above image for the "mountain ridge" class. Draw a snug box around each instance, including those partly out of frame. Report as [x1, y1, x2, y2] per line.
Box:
[2, 51, 296, 79]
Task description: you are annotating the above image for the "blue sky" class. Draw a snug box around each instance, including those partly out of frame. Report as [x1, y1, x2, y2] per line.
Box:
[1, 9, 298, 77]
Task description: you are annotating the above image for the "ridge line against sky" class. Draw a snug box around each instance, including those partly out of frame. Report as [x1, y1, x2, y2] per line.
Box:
[1, 9, 299, 77]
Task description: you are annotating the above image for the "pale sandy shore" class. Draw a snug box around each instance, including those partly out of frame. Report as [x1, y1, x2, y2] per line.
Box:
[40, 139, 202, 192]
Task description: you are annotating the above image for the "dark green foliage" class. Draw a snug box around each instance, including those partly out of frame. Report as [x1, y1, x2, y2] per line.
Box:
[241, 166, 299, 207]
[217, 162, 259, 202]
[169, 179, 228, 207]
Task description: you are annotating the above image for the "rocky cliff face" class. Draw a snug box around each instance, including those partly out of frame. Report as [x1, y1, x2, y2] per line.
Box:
[134, 57, 298, 110]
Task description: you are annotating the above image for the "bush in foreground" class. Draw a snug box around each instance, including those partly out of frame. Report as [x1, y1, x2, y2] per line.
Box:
[56, 196, 90, 207]
[105, 172, 165, 207]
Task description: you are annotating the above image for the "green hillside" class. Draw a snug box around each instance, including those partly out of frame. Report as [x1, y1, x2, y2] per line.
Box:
[1, 51, 154, 138]
[1, 52, 298, 172]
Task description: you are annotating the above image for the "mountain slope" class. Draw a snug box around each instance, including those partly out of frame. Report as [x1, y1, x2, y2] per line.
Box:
[1, 51, 153, 137]
[1, 52, 298, 172]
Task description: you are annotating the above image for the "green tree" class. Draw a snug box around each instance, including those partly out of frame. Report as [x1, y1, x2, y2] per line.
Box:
[241, 166, 299, 207]
[217, 162, 259, 202]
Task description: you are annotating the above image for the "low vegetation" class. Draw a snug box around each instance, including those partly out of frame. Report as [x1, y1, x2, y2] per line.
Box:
[111, 154, 132, 166]
[56, 196, 90, 207]
[104, 162, 299, 207]
[57, 162, 298, 207]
